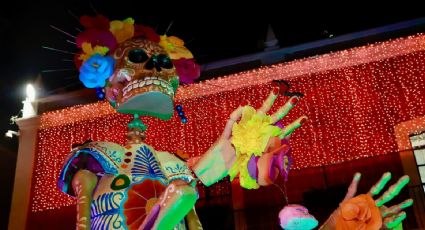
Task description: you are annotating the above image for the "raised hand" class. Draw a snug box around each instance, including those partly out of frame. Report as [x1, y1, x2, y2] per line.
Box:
[320, 172, 413, 230]
[369, 173, 413, 229]
[191, 87, 307, 188]
[226, 87, 307, 189]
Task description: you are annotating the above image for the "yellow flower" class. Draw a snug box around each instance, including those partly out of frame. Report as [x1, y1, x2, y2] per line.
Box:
[229, 154, 259, 189]
[159, 35, 193, 59]
[110, 18, 135, 43]
[231, 106, 281, 156]
[79, 42, 109, 62]
[229, 106, 282, 189]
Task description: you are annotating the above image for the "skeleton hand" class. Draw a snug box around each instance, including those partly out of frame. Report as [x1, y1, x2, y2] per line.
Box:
[370, 173, 413, 229]
[320, 172, 413, 230]
[193, 86, 306, 188]
[230, 87, 307, 189]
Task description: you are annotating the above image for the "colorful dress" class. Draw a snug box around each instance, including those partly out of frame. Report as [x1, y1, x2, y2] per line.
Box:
[58, 142, 194, 230]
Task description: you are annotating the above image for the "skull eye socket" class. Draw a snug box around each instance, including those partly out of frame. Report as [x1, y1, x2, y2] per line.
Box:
[128, 49, 148, 63]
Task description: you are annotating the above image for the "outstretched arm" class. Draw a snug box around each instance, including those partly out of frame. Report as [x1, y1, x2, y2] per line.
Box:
[191, 105, 244, 186]
[72, 169, 98, 230]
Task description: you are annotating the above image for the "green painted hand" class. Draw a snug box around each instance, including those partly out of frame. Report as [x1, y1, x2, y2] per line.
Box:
[367, 173, 413, 229]
[320, 172, 413, 230]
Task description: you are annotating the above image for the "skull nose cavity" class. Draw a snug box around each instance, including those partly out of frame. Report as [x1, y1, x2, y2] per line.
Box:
[144, 54, 173, 72]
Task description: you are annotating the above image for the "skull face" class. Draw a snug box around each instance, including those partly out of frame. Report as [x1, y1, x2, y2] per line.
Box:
[105, 38, 178, 120]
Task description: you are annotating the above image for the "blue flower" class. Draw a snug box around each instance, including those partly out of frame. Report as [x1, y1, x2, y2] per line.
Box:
[79, 54, 115, 88]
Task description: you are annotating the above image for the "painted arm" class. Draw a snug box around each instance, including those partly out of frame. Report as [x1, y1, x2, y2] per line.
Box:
[71, 169, 98, 230]
[185, 208, 203, 230]
[190, 106, 242, 186]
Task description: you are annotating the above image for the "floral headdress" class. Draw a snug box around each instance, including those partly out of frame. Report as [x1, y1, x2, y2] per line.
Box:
[74, 15, 200, 95]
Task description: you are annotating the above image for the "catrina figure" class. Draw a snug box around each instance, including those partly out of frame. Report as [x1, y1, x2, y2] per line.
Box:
[57, 15, 412, 230]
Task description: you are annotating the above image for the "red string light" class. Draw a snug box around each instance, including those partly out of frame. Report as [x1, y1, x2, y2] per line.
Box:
[31, 34, 425, 212]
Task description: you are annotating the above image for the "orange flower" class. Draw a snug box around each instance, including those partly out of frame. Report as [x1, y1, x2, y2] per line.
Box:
[159, 35, 193, 59]
[336, 194, 382, 230]
[123, 179, 166, 230]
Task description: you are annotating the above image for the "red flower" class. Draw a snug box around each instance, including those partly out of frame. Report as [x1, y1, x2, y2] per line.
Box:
[76, 29, 117, 52]
[80, 15, 110, 30]
[173, 58, 201, 84]
[134, 24, 160, 43]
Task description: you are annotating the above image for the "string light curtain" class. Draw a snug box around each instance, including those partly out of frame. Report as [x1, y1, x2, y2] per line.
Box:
[32, 34, 425, 212]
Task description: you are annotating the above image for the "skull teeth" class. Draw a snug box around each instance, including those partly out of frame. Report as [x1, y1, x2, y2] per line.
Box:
[122, 76, 175, 98]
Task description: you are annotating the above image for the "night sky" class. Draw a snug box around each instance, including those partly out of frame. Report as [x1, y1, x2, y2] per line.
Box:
[1, 1, 425, 139]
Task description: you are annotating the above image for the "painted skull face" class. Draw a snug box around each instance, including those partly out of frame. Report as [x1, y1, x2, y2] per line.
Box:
[105, 38, 178, 120]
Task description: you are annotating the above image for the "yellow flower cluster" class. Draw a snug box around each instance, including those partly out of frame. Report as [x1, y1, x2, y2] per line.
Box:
[229, 106, 282, 189]
[231, 106, 281, 156]
[79, 42, 109, 62]
[159, 35, 193, 60]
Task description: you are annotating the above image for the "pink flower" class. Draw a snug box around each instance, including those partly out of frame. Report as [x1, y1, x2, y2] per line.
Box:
[173, 58, 201, 84]
[76, 29, 117, 52]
